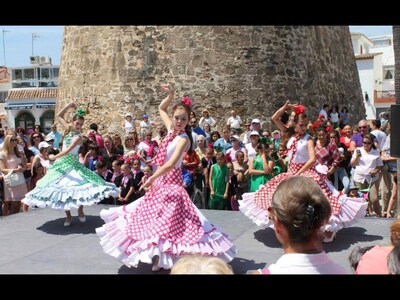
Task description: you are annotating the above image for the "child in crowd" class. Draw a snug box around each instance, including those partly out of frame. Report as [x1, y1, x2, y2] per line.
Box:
[96, 161, 115, 205]
[201, 147, 216, 208]
[209, 152, 229, 210]
[111, 159, 123, 187]
[30, 161, 45, 189]
[124, 150, 147, 168]
[130, 159, 144, 199]
[117, 164, 135, 204]
[140, 165, 153, 195]
[348, 187, 362, 198]
[95, 160, 113, 182]
[227, 162, 239, 211]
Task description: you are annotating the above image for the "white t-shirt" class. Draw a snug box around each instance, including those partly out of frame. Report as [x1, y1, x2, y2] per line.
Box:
[329, 112, 339, 123]
[352, 147, 383, 183]
[266, 252, 348, 274]
[226, 116, 242, 129]
[319, 109, 328, 120]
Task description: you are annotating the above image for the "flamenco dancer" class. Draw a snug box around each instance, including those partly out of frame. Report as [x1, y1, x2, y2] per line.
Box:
[96, 83, 236, 271]
[239, 101, 367, 242]
[22, 103, 119, 226]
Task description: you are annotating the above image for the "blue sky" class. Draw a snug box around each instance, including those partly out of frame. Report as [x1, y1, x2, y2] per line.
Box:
[0, 26, 394, 68]
[0, 26, 64, 67]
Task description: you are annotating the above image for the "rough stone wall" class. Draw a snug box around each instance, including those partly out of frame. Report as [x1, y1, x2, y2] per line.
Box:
[57, 26, 363, 135]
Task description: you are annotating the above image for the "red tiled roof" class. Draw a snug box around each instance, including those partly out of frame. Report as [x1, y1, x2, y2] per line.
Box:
[7, 88, 58, 100]
[355, 53, 382, 60]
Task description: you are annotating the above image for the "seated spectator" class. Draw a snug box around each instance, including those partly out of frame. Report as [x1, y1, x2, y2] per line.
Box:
[354, 219, 400, 274]
[348, 245, 374, 273]
[170, 255, 233, 274]
[252, 176, 348, 274]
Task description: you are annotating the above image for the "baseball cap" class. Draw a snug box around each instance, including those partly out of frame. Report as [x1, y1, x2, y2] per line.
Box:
[231, 135, 240, 141]
[252, 118, 261, 123]
[126, 113, 133, 117]
[250, 131, 260, 136]
[45, 136, 54, 142]
[272, 130, 280, 135]
[143, 114, 148, 118]
[38, 141, 51, 149]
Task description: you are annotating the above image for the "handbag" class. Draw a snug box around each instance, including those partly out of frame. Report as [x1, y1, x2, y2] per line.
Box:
[4, 170, 26, 187]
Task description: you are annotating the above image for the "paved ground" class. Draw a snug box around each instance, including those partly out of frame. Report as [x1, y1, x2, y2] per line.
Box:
[0, 204, 395, 274]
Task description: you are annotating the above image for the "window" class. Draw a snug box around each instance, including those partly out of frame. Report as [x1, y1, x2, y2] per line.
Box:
[41, 68, 50, 79]
[16, 112, 35, 132]
[384, 69, 393, 80]
[41, 110, 55, 134]
[12, 69, 22, 80]
[23, 68, 35, 80]
[52, 67, 59, 78]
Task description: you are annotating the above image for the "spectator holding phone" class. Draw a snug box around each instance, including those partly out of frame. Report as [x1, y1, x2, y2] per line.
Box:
[351, 133, 383, 216]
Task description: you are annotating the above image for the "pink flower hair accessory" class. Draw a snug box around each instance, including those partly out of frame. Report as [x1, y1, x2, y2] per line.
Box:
[181, 97, 192, 107]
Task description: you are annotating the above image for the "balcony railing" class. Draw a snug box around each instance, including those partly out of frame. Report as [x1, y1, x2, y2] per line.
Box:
[375, 90, 395, 98]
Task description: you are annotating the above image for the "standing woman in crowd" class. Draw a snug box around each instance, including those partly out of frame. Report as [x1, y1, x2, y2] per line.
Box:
[198, 109, 217, 130]
[122, 113, 135, 135]
[0, 135, 28, 215]
[96, 83, 236, 271]
[22, 103, 119, 226]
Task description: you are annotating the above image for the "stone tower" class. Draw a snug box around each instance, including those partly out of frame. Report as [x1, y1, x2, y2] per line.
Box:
[58, 26, 363, 134]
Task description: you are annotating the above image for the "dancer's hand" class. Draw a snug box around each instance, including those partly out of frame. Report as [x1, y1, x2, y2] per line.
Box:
[49, 154, 56, 161]
[161, 83, 176, 94]
[141, 176, 154, 191]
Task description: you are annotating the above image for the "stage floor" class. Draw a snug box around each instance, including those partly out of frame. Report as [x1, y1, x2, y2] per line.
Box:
[0, 204, 394, 274]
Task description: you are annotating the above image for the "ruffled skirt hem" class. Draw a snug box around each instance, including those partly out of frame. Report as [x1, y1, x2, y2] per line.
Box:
[239, 192, 368, 233]
[22, 184, 119, 210]
[96, 200, 237, 270]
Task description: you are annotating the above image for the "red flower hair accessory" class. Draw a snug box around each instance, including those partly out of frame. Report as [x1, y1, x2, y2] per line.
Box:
[181, 97, 192, 107]
[294, 105, 305, 115]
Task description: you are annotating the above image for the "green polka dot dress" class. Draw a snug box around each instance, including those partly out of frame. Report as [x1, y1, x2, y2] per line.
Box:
[22, 132, 119, 210]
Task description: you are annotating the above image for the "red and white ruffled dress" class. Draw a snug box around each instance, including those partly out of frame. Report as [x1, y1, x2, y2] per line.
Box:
[96, 131, 236, 270]
[239, 133, 367, 233]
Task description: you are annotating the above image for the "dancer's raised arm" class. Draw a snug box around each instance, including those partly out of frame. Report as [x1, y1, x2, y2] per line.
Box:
[271, 100, 299, 133]
[159, 83, 176, 130]
[57, 102, 77, 132]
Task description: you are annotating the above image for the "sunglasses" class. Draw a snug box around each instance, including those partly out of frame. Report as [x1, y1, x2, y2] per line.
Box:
[363, 141, 372, 145]
[10, 138, 18, 142]
[358, 126, 367, 129]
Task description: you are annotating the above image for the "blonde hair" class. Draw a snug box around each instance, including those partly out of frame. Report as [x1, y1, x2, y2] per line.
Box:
[170, 255, 233, 274]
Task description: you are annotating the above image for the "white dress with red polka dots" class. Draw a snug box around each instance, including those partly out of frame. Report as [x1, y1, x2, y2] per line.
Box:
[239, 134, 368, 233]
[96, 132, 237, 270]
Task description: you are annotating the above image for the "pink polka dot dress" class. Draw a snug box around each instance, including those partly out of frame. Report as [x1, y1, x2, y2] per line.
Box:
[96, 131, 237, 270]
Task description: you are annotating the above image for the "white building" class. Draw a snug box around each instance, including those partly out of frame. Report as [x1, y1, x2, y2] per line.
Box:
[4, 56, 59, 133]
[351, 32, 394, 120]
